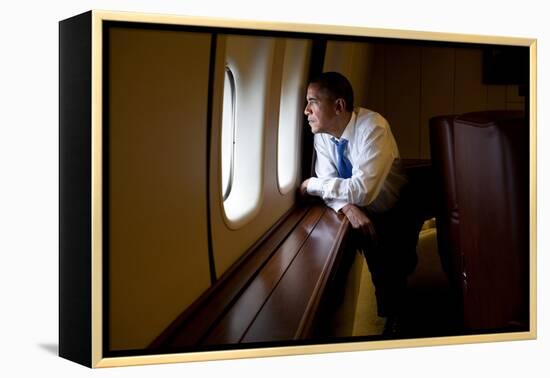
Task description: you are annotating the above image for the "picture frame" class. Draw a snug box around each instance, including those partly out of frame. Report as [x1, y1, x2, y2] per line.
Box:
[59, 9, 537, 368]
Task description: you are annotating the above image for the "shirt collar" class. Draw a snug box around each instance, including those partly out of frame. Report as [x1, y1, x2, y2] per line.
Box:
[337, 109, 356, 142]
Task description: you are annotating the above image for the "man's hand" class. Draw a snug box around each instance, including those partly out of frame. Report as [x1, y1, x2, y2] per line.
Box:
[341, 204, 377, 239]
[299, 178, 310, 197]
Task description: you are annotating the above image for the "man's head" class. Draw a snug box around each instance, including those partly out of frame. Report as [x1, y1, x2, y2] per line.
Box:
[304, 72, 354, 136]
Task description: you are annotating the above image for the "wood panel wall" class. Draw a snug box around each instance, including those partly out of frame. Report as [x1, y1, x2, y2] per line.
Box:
[364, 44, 526, 159]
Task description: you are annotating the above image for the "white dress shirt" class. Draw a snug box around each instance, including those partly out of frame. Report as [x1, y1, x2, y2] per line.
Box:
[307, 107, 407, 213]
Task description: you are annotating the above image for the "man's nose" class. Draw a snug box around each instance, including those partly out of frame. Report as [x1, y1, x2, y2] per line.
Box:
[304, 104, 310, 115]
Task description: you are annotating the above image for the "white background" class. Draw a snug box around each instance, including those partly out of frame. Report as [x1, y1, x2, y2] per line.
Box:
[0, 0, 548, 376]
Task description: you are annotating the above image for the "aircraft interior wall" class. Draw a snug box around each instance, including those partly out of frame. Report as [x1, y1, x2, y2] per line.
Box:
[106, 29, 313, 351]
[107, 27, 213, 351]
[210, 35, 312, 277]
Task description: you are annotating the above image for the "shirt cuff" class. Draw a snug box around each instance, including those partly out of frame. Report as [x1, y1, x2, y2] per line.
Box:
[306, 177, 324, 196]
[327, 200, 348, 213]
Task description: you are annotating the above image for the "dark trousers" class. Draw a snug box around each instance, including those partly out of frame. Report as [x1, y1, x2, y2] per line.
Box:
[355, 185, 421, 317]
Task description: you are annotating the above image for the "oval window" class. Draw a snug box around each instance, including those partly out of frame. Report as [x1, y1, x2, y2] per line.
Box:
[221, 65, 236, 201]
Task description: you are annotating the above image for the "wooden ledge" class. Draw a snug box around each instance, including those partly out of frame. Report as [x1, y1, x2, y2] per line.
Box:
[149, 203, 351, 350]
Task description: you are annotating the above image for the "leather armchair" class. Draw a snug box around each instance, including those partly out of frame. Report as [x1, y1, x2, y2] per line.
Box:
[429, 111, 529, 332]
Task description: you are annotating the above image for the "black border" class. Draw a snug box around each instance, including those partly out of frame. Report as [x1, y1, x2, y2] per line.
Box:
[59, 11, 93, 367]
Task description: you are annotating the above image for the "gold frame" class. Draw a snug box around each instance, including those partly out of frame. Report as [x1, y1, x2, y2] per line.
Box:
[85, 9, 537, 368]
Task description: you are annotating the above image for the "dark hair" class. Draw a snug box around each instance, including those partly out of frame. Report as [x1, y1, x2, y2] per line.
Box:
[310, 72, 354, 112]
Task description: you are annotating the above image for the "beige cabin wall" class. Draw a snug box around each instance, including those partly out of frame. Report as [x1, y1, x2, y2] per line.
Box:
[107, 27, 212, 351]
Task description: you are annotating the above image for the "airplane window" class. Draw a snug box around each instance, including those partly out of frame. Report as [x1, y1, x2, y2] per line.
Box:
[221, 65, 236, 201]
[221, 36, 274, 229]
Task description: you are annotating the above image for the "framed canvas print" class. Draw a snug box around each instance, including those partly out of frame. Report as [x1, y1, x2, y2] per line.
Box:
[59, 10, 537, 368]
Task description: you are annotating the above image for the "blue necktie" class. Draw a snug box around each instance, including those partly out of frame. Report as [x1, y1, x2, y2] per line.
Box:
[331, 137, 353, 179]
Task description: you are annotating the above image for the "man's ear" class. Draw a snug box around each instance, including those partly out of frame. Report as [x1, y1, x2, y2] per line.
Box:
[335, 98, 346, 114]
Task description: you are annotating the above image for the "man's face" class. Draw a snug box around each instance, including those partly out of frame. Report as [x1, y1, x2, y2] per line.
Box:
[304, 83, 338, 134]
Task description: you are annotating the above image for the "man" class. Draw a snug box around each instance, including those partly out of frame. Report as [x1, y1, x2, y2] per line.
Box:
[300, 72, 418, 334]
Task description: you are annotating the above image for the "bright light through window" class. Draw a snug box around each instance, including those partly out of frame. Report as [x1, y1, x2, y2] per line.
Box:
[221, 66, 236, 201]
